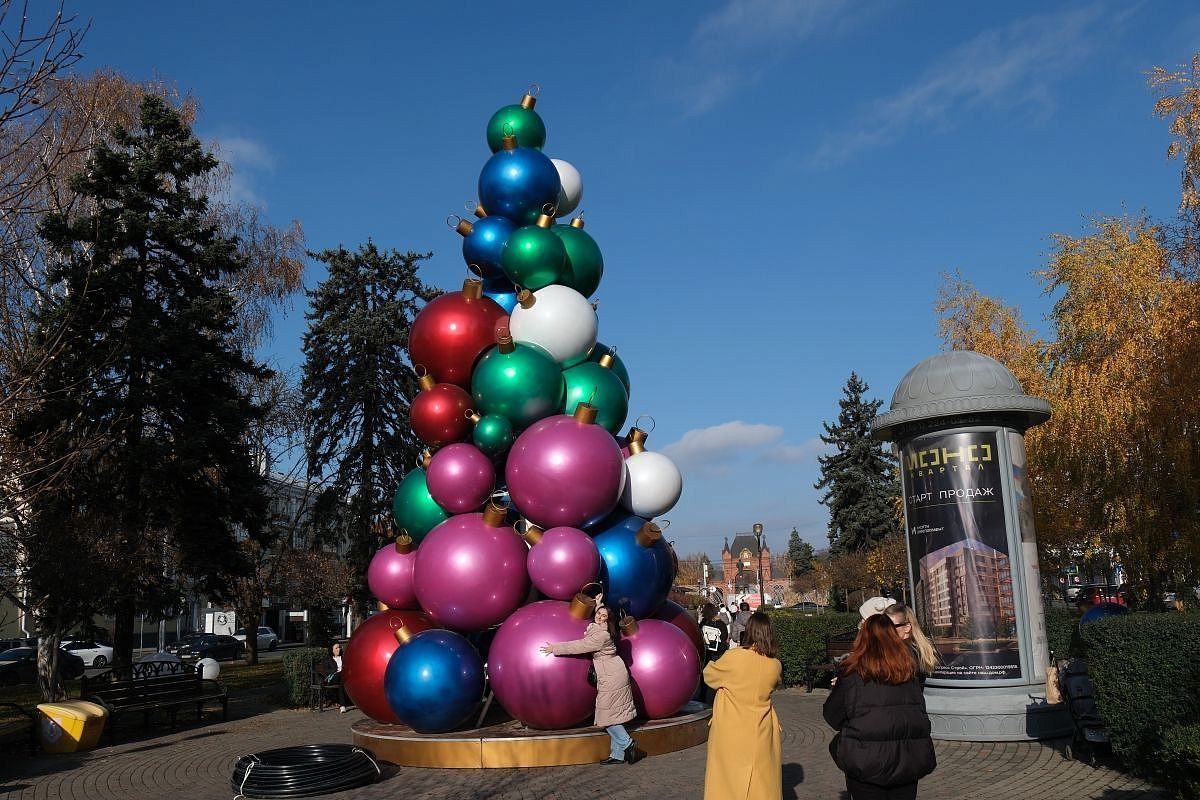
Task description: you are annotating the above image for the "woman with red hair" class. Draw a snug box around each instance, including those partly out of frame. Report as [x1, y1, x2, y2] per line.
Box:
[822, 614, 936, 800]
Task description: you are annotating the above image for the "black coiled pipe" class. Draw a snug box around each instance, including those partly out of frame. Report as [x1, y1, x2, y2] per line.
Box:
[230, 744, 381, 798]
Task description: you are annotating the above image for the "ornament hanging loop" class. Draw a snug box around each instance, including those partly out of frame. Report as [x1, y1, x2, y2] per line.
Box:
[634, 415, 656, 434]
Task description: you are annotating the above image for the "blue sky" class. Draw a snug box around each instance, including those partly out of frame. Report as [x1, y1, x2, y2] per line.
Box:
[76, 1, 1198, 561]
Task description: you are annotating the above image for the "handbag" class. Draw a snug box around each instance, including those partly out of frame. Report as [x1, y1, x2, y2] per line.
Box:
[586, 663, 597, 687]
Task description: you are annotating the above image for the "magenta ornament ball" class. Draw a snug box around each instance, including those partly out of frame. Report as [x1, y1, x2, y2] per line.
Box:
[505, 414, 625, 529]
[413, 512, 530, 632]
[487, 600, 595, 729]
[426, 443, 495, 514]
[618, 619, 700, 719]
[527, 526, 601, 601]
[366, 542, 419, 609]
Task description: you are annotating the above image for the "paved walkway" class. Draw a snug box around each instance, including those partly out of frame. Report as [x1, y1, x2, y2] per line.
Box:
[0, 687, 1165, 800]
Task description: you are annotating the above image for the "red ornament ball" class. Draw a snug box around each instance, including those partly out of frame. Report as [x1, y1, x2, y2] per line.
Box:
[410, 288, 507, 389]
[341, 608, 435, 723]
[411, 382, 473, 447]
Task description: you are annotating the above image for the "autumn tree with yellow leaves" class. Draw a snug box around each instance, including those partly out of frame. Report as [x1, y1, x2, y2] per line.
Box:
[936, 54, 1200, 605]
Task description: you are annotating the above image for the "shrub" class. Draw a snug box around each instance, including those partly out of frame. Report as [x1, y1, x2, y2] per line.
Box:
[281, 647, 327, 708]
[1042, 603, 1074, 660]
[766, 610, 860, 686]
[1159, 723, 1200, 800]
[1079, 612, 1200, 778]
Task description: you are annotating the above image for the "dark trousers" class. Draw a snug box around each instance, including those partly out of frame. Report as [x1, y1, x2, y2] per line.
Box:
[327, 673, 349, 706]
[845, 778, 918, 800]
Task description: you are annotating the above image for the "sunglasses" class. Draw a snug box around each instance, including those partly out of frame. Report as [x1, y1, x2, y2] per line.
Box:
[893, 622, 912, 628]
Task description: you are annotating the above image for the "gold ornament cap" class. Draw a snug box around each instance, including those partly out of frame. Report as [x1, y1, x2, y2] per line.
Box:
[393, 533, 413, 554]
[635, 521, 662, 547]
[393, 623, 419, 645]
[376, 600, 390, 612]
[619, 615, 639, 636]
[496, 326, 515, 354]
[570, 216, 585, 229]
[473, 203, 486, 218]
[502, 133, 518, 151]
[462, 278, 484, 300]
[455, 219, 474, 237]
[597, 353, 614, 369]
[417, 374, 436, 392]
[522, 523, 544, 546]
[626, 426, 648, 455]
[535, 213, 554, 228]
[573, 402, 599, 425]
[569, 582, 601, 620]
[520, 92, 537, 110]
[516, 289, 536, 309]
[419, 449, 434, 469]
[482, 499, 508, 527]
[467, 410, 482, 424]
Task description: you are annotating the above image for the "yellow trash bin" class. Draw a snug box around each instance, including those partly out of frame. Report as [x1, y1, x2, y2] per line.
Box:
[36, 701, 108, 754]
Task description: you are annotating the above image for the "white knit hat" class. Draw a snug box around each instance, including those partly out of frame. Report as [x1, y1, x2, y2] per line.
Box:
[858, 596, 897, 620]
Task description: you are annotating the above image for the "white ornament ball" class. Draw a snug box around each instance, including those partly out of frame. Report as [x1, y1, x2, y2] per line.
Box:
[196, 657, 221, 680]
[510, 284, 597, 367]
[551, 158, 583, 217]
[620, 450, 683, 518]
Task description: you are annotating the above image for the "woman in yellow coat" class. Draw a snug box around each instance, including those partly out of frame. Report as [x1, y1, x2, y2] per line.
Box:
[703, 611, 783, 800]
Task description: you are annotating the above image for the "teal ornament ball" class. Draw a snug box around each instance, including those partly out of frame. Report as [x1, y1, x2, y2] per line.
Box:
[502, 222, 567, 291]
[553, 221, 604, 298]
[471, 340, 565, 429]
[486, 103, 546, 153]
[392, 468, 450, 543]
[561, 361, 629, 435]
[472, 412, 515, 458]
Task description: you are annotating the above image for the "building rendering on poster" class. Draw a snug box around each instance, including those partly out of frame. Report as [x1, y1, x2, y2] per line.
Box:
[903, 429, 1021, 680]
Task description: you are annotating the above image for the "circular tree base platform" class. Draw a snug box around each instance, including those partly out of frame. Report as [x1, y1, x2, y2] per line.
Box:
[351, 701, 711, 768]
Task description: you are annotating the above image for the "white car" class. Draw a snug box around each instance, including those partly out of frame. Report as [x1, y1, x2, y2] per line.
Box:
[232, 626, 278, 651]
[62, 640, 114, 668]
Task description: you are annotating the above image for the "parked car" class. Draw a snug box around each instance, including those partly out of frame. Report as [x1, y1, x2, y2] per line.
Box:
[0, 646, 86, 685]
[1077, 584, 1126, 607]
[164, 633, 244, 662]
[232, 626, 278, 651]
[0, 637, 36, 652]
[788, 602, 823, 614]
[61, 640, 115, 667]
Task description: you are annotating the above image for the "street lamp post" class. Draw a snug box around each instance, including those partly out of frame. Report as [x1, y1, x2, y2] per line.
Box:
[753, 523, 765, 609]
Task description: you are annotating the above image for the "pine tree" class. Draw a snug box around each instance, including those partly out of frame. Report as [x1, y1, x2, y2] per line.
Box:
[786, 527, 815, 581]
[16, 95, 269, 670]
[301, 242, 436, 609]
[813, 372, 901, 554]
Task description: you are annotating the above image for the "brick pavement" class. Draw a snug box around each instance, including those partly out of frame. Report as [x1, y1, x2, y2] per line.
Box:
[0, 687, 1166, 800]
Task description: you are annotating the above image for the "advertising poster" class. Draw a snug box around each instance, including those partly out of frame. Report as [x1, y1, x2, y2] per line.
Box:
[902, 430, 1021, 680]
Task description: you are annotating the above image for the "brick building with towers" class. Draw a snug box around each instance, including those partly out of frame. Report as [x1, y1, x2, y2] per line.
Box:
[719, 532, 773, 597]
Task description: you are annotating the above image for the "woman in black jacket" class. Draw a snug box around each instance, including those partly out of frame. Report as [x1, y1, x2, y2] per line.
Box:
[822, 614, 936, 800]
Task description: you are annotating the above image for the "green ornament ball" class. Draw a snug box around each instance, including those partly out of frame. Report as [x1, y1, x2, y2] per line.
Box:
[392, 468, 449, 543]
[502, 224, 567, 291]
[486, 104, 546, 152]
[473, 413, 515, 458]
[561, 360, 629, 435]
[552, 224, 604, 297]
[589, 342, 631, 395]
[471, 342, 565, 429]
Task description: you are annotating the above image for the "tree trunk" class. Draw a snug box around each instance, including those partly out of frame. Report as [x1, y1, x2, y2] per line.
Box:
[113, 598, 136, 667]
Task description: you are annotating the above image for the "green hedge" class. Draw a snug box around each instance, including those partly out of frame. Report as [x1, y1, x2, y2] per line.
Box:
[1043, 603, 1074, 659]
[1079, 612, 1200, 784]
[281, 647, 327, 708]
[1159, 723, 1200, 800]
[767, 610, 861, 686]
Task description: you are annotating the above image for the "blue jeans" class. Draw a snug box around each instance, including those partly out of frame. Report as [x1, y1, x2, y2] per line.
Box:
[605, 724, 632, 760]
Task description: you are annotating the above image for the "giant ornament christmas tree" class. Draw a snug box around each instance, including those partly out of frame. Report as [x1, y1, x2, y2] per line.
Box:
[342, 89, 695, 735]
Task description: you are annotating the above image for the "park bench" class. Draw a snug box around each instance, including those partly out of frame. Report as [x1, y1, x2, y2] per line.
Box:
[81, 661, 227, 742]
[804, 629, 858, 692]
[0, 702, 36, 754]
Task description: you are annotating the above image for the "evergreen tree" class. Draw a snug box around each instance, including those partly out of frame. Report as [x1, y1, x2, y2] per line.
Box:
[813, 372, 900, 554]
[16, 96, 269, 670]
[301, 243, 436, 610]
[786, 527, 815, 581]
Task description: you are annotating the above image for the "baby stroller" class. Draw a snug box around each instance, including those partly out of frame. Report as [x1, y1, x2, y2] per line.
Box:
[1059, 657, 1112, 763]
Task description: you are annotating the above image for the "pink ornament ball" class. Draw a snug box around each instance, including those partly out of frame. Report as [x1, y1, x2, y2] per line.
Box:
[651, 599, 703, 657]
[527, 526, 601, 601]
[426, 443, 495, 513]
[618, 619, 700, 719]
[413, 511, 530, 632]
[487, 600, 595, 729]
[366, 541, 419, 609]
[505, 413, 625, 529]
[341, 608, 435, 724]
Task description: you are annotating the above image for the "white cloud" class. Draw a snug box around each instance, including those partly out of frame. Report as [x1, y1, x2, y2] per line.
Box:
[692, 0, 852, 50]
[808, 7, 1111, 167]
[761, 437, 827, 463]
[204, 134, 276, 207]
[659, 420, 783, 477]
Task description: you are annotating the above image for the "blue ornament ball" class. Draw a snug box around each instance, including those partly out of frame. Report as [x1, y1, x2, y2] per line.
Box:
[482, 274, 519, 314]
[1080, 602, 1129, 625]
[594, 514, 674, 619]
[383, 629, 484, 733]
[478, 147, 561, 227]
[463, 216, 516, 280]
